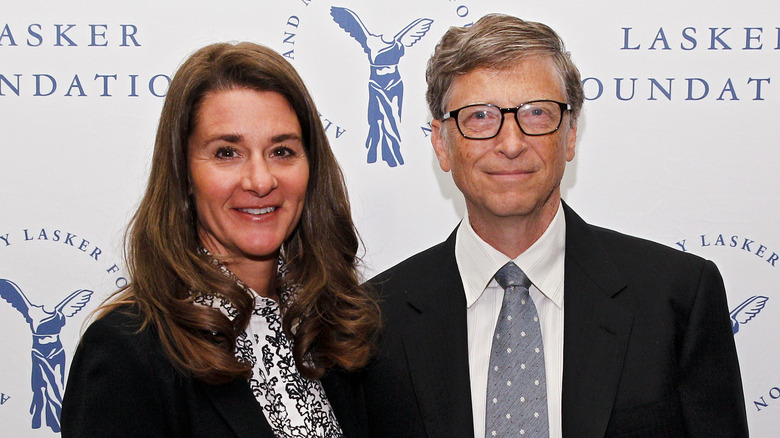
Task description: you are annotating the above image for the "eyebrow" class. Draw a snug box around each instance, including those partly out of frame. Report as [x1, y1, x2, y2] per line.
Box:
[206, 133, 302, 144]
[214, 133, 242, 143]
[270, 133, 303, 143]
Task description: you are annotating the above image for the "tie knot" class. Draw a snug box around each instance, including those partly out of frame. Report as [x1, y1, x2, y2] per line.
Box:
[494, 262, 531, 290]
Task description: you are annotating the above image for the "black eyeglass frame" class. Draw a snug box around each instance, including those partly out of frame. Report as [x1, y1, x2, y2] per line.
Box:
[441, 100, 572, 140]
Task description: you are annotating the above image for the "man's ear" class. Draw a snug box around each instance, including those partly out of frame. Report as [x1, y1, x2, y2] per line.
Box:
[431, 119, 451, 172]
[565, 123, 577, 162]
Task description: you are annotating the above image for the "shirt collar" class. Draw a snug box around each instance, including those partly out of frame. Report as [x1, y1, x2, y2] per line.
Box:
[195, 249, 294, 309]
[455, 202, 566, 308]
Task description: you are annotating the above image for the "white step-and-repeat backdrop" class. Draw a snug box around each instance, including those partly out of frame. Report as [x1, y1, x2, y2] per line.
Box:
[1, 0, 777, 436]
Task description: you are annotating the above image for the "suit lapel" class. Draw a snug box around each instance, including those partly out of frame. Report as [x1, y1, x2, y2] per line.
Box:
[321, 370, 367, 437]
[199, 378, 275, 438]
[401, 230, 475, 438]
[561, 203, 634, 438]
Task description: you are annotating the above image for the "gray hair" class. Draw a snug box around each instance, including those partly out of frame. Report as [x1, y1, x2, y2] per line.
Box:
[426, 14, 583, 125]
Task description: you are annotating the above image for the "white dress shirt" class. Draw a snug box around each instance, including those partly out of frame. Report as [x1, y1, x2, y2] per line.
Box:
[455, 203, 566, 438]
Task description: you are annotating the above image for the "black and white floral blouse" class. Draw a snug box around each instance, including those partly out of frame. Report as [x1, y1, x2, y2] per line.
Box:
[194, 260, 343, 438]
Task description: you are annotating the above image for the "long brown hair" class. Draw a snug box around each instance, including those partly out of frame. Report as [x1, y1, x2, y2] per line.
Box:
[99, 42, 379, 383]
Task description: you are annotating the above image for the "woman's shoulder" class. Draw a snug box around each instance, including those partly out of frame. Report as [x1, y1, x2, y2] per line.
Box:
[63, 307, 193, 436]
[83, 305, 150, 343]
[77, 304, 173, 374]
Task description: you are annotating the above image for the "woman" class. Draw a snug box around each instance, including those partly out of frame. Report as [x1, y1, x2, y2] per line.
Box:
[61, 42, 379, 438]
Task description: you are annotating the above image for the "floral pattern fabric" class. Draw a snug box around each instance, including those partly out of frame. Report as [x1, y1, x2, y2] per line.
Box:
[194, 259, 342, 438]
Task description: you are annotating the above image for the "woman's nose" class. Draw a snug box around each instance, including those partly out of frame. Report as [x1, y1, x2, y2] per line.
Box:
[241, 157, 277, 195]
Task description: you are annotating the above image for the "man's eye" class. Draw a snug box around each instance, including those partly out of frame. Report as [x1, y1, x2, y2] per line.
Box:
[465, 109, 497, 123]
[522, 104, 554, 119]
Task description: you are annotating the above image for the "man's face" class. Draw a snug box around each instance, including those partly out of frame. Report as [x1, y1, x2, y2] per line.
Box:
[431, 56, 577, 234]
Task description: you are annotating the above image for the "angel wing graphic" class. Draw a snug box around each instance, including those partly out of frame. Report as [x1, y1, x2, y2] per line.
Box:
[394, 17, 434, 48]
[331, 7, 375, 56]
[331, 6, 433, 167]
[331, 7, 433, 61]
[55, 287, 94, 318]
[729, 295, 768, 335]
[0, 278, 93, 432]
[0, 278, 35, 324]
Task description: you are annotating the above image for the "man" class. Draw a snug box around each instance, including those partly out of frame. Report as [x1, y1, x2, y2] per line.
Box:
[359, 14, 748, 438]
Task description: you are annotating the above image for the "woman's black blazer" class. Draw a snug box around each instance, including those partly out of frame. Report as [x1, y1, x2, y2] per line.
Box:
[61, 307, 366, 438]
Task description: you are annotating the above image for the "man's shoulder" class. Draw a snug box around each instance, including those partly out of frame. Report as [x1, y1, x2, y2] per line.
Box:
[368, 234, 456, 294]
[578, 221, 711, 277]
[592, 223, 697, 258]
[564, 203, 702, 264]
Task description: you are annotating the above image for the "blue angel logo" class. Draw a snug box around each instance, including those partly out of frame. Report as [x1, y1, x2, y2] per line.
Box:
[730, 295, 768, 335]
[331, 6, 433, 167]
[0, 278, 93, 432]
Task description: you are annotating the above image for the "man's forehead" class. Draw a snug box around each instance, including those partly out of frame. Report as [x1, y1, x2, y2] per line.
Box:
[446, 57, 566, 105]
[468, 55, 561, 83]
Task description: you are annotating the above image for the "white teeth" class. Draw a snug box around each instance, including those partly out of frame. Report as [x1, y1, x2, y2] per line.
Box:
[239, 207, 276, 215]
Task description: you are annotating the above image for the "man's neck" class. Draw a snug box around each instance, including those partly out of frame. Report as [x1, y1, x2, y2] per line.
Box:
[467, 199, 560, 259]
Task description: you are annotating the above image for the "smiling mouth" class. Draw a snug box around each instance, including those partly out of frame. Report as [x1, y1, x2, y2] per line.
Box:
[488, 169, 533, 176]
[237, 207, 277, 215]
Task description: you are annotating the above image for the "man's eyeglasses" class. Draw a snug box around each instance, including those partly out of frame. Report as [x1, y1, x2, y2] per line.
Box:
[441, 100, 571, 140]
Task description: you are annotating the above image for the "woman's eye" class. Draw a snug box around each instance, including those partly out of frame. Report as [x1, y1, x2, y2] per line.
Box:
[271, 146, 294, 158]
[214, 147, 237, 159]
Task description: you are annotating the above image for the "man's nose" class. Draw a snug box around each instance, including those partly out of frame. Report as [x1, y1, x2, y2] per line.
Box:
[495, 114, 527, 158]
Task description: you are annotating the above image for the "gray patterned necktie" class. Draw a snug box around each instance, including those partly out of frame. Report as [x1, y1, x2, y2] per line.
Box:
[485, 261, 549, 437]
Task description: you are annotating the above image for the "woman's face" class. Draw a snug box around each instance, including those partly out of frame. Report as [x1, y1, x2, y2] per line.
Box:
[188, 87, 309, 263]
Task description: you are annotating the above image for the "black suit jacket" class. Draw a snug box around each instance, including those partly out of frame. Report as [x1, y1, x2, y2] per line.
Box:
[361, 203, 748, 438]
[61, 306, 365, 438]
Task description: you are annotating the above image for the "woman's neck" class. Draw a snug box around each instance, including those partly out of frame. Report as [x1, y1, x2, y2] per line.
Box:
[224, 255, 279, 300]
